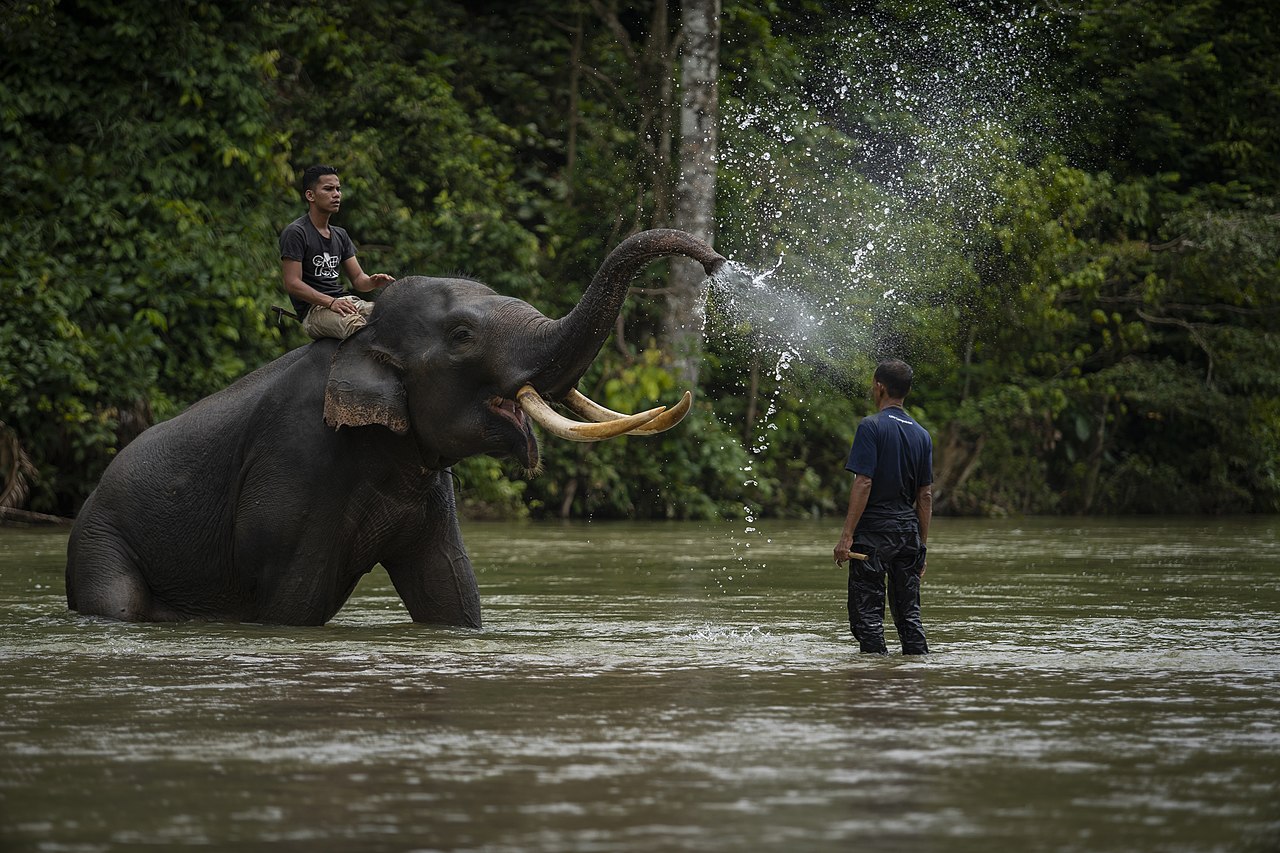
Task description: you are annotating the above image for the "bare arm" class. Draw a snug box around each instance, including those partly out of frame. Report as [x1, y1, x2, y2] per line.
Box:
[916, 484, 932, 545]
[916, 483, 933, 576]
[281, 259, 343, 311]
[343, 256, 394, 293]
[833, 474, 872, 565]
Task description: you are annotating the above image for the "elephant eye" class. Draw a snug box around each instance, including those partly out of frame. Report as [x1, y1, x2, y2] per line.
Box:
[449, 326, 474, 345]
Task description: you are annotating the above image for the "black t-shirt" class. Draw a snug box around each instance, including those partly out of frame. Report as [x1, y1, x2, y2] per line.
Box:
[279, 215, 357, 316]
[844, 406, 934, 533]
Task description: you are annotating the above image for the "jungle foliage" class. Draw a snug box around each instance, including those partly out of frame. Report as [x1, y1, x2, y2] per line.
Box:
[3, 0, 1277, 520]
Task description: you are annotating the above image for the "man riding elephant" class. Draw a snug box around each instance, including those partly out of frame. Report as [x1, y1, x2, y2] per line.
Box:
[66, 230, 725, 627]
[279, 164, 396, 340]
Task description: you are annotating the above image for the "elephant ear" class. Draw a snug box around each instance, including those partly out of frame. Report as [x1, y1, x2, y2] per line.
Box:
[324, 335, 409, 433]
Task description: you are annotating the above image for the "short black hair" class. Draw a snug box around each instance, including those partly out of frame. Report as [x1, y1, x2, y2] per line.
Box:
[874, 359, 913, 399]
[301, 164, 339, 199]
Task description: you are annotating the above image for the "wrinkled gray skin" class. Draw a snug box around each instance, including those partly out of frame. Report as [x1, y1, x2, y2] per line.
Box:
[66, 229, 725, 626]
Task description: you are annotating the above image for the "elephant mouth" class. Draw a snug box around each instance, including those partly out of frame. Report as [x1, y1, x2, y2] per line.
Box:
[487, 395, 539, 469]
[487, 395, 530, 433]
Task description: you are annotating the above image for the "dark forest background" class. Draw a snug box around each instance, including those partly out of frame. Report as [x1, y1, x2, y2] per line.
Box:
[3, 0, 1277, 521]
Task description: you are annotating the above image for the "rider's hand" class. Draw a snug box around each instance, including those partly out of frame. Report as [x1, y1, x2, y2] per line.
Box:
[330, 297, 360, 316]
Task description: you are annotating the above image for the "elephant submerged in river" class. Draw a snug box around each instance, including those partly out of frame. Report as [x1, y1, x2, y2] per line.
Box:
[66, 229, 726, 626]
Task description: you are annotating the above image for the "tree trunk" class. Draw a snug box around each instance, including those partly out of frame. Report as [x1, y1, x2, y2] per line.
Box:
[664, 0, 720, 388]
[647, 0, 674, 228]
[1081, 395, 1110, 514]
[744, 355, 760, 442]
[565, 11, 583, 200]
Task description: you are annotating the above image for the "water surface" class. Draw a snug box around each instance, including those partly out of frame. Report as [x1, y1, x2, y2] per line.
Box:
[2, 517, 1278, 851]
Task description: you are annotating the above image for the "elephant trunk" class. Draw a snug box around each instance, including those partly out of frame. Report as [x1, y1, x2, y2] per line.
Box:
[528, 229, 726, 399]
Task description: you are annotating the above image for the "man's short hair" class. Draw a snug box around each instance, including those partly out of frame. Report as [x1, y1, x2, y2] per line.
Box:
[874, 359, 913, 399]
[301, 164, 339, 200]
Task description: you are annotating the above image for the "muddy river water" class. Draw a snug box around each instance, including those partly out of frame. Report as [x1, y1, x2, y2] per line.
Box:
[2, 517, 1278, 851]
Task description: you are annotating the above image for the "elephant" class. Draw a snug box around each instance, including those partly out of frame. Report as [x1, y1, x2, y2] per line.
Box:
[65, 229, 726, 626]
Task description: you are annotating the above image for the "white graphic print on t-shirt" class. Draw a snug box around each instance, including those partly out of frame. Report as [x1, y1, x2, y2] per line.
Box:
[311, 252, 341, 280]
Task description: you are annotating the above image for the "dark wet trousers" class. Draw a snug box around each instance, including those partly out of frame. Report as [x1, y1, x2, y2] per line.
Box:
[848, 530, 928, 655]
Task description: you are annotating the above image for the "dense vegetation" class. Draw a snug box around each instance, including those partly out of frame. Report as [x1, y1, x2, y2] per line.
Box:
[3, 0, 1277, 521]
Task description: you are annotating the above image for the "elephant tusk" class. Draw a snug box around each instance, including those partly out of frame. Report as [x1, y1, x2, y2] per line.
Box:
[516, 386, 666, 442]
[564, 389, 693, 436]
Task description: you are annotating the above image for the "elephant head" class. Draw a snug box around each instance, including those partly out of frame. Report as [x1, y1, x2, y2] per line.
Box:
[323, 229, 726, 470]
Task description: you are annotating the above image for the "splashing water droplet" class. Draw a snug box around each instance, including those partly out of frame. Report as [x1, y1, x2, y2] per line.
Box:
[701, 5, 1060, 582]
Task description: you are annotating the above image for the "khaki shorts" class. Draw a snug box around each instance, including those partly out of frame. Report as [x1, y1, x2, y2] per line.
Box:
[301, 296, 374, 340]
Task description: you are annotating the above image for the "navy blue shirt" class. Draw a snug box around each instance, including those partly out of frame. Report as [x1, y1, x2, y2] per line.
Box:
[845, 406, 933, 533]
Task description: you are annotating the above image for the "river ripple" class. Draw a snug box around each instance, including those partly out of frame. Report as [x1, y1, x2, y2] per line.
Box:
[2, 517, 1278, 852]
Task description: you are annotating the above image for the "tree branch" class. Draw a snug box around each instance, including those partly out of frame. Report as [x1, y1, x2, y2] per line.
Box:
[1148, 236, 1190, 252]
[1137, 308, 1216, 387]
[587, 0, 638, 65]
[1096, 294, 1276, 316]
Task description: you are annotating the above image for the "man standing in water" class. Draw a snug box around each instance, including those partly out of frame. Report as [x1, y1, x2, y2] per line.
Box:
[280, 164, 396, 340]
[833, 359, 933, 655]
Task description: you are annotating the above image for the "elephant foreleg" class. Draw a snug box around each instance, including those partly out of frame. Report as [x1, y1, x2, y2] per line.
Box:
[382, 472, 481, 629]
[383, 545, 481, 629]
